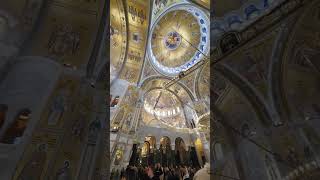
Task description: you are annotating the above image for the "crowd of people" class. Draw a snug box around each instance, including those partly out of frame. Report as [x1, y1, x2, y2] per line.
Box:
[111, 163, 210, 180]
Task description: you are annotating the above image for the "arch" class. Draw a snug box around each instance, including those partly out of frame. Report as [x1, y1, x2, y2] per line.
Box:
[141, 141, 151, 157]
[194, 62, 209, 100]
[139, 75, 196, 101]
[175, 137, 186, 150]
[160, 136, 171, 150]
[145, 136, 157, 151]
[197, 112, 210, 127]
[214, 64, 273, 126]
[269, 0, 320, 124]
[174, 137, 187, 165]
[141, 87, 188, 126]
[159, 136, 172, 167]
[268, 20, 293, 124]
[1, 108, 31, 144]
[143, 87, 184, 105]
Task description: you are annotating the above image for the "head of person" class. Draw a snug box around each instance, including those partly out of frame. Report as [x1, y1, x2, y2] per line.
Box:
[174, 168, 180, 177]
[147, 166, 155, 178]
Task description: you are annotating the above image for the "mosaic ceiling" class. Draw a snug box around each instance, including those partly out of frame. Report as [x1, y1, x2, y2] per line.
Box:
[110, 0, 127, 83]
[148, 4, 210, 76]
[110, 0, 210, 130]
[143, 89, 181, 118]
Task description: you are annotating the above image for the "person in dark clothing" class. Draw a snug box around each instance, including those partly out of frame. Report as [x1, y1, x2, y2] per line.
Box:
[154, 163, 163, 179]
[147, 166, 160, 180]
[166, 167, 180, 180]
[123, 163, 200, 180]
[138, 166, 147, 180]
[126, 164, 137, 180]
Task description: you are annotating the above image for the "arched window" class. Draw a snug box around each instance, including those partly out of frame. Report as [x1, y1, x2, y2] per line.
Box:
[0, 104, 8, 129]
[1, 109, 31, 144]
[141, 141, 150, 157]
[160, 136, 171, 152]
[175, 137, 187, 165]
[145, 136, 156, 153]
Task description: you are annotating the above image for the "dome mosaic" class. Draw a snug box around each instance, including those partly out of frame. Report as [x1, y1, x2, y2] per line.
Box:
[148, 4, 210, 76]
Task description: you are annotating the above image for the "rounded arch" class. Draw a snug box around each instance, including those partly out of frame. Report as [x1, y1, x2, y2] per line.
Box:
[139, 75, 196, 101]
[214, 64, 273, 126]
[141, 141, 151, 157]
[269, 0, 320, 124]
[143, 87, 183, 103]
[194, 62, 209, 99]
[109, 0, 129, 85]
[197, 111, 210, 126]
[174, 137, 187, 165]
[268, 20, 293, 124]
[145, 136, 157, 150]
[175, 137, 186, 151]
[160, 136, 171, 150]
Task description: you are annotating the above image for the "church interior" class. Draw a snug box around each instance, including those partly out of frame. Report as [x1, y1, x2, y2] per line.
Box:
[0, 0, 319, 179]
